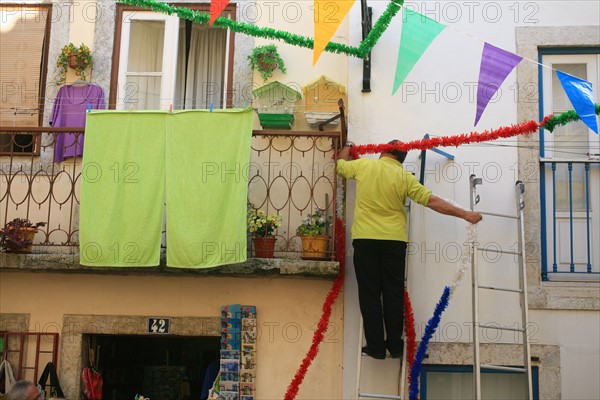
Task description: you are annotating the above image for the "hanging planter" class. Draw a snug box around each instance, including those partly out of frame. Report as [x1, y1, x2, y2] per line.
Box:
[55, 42, 93, 86]
[68, 52, 87, 69]
[248, 44, 287, 82]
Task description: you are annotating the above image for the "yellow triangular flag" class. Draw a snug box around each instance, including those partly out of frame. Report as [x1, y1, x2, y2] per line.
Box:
[313, 0, 356, 65]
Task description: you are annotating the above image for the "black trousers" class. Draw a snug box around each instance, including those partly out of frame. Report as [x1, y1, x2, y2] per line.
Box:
[353, 239, 407, 355]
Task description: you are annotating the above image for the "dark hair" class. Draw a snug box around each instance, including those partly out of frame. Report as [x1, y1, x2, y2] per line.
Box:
[388, 140, 407, 163]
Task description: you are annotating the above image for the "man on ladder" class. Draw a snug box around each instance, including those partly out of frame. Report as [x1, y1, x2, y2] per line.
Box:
[336, 140, 483, 361]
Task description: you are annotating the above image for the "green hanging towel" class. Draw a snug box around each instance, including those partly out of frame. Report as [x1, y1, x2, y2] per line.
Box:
[166, 109, 253, 268]
[80, 111, 166, 266]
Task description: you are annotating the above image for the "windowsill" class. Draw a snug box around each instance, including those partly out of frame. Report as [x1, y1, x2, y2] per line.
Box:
[529, 280, 600, 311]
[0, 252, 340, 279]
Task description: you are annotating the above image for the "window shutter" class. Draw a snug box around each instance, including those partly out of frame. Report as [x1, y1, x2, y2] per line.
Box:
[0, 6, 48, 127]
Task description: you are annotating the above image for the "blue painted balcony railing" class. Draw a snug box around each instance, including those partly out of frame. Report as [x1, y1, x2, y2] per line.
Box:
[540, 158, 599, 280]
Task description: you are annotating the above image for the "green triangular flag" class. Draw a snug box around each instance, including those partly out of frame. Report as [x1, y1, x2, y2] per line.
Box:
[392, 10, 446, 95]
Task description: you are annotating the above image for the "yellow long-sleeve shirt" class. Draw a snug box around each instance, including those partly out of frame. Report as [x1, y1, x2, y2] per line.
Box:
[336, 157, 432, 241]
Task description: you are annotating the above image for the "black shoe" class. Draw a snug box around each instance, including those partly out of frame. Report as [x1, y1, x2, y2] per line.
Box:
[362, 346, 386, 360]
[388, 350, 403, 359]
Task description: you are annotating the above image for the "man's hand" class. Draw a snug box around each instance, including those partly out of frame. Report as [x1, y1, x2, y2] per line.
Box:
[426, 195, 483, 224]
[337, 141, 355, 161]
[464, 211, 483, 224]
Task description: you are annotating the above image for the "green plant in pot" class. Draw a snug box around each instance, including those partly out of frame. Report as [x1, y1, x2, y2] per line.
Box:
[248, 44, 286, 82]
[55, 42, 93, 85]
[296, 209, 332, 260]
[0, 218, 46, 253]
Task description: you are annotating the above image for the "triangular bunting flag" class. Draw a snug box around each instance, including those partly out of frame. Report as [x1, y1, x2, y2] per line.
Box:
[475, 43, 522, 126]
[392, 10, 446, 95]
[209, 0, 230, 25]
[556, 71, 598, 134]
[313, 0, 355, 65]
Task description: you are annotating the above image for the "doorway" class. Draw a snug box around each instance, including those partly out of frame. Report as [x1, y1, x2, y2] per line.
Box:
[89, 334, 220, 400]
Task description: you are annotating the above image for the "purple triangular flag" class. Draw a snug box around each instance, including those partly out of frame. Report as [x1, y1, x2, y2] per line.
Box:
[556, 71, 598, 134]
[475, 43, 523, 126]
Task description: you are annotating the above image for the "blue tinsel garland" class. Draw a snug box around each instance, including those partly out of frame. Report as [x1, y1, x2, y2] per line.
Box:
[409, 286, 451, 400]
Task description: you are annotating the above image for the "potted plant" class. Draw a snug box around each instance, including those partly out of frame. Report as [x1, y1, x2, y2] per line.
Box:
[248, 44, 287, 82]
[248, 209, 282, 258]
[296, 209, 332, 260]
[55, 42, 93, 85]
[0, 218, 46, 253]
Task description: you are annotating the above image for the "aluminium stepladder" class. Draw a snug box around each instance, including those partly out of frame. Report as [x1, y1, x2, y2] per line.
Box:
[469, 175, 533, 400]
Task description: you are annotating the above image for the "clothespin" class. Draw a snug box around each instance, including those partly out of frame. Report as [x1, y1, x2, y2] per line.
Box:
[209, 102, 213, 112]
[169, 104, 173, 113]
[87, 103, 91, 113]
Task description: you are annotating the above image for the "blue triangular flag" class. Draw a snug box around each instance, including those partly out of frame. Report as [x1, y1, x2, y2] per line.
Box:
[556, 71, 598, 134]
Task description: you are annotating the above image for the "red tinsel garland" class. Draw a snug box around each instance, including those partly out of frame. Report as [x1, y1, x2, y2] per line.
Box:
[349, 120, 540, 158]
[403, 289, 417, 380]
[284, 217, 346, 400]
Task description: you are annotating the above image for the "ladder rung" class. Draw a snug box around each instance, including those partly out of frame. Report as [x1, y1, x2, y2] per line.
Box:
[477, 248, 521, 256]
[480, 364, 527, 373]
[478, 324, 525, 333]
[479, 211, 518, 219]
[359, 393, 403, 399]
[478, 285, 523, 293]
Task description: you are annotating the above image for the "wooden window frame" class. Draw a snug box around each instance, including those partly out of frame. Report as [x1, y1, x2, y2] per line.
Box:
[109, 3, 236, 109]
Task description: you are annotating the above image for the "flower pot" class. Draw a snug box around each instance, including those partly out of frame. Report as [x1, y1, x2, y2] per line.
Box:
[300, 235, 330, 260]
[68, 52, 86, 69]
[256, 53, 277, 72]
[252, 237, 277, 258]
[5, 227, 38, 253]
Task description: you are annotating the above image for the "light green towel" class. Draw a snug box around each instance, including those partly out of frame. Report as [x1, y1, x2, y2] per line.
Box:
[80, 111, 166, 266]
[166, 109, 253, 268]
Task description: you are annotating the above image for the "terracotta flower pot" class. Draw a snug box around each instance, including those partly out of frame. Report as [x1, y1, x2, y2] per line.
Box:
[300, 235, 329, 260]
[252, 237, 277, 258]
[68, 52, 86, 69]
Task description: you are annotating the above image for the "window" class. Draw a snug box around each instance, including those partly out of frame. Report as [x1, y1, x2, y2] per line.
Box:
[421, 365, 539, 400]
[110, 4, 235, 111]
[539, 50, 600, 281]
[0, 4, 51, 154]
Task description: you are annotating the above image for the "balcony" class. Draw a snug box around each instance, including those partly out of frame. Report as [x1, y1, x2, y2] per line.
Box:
[0, 127, 341, 278]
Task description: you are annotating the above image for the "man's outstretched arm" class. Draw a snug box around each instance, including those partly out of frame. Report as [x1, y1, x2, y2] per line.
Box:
[426, 195, 483, 224]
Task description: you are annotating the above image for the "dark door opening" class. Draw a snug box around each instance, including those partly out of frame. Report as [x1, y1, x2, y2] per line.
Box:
[90, 334, 220, 400]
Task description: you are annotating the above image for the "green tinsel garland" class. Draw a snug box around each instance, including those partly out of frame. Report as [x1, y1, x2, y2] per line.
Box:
[543, 104, 600, 132]
[359, 0, 404, 57]
[118, 0, 404, 59]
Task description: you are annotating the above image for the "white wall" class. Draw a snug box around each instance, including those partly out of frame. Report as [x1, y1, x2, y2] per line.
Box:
[344, 1, 600, 398]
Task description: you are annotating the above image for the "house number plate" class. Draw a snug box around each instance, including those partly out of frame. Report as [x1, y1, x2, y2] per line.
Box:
[147, 317, 170, 334]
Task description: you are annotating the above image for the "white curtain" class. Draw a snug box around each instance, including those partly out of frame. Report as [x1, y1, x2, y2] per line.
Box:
[174, 20, 187, 109]
[184, 24, 227, 109]
[126, 20, 164, 110]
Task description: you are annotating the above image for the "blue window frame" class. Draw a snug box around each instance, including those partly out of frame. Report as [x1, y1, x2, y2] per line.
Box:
[538, 48, 600, 281]
[420, 365, 539, 400]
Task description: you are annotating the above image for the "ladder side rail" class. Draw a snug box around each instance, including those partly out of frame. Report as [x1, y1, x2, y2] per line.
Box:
[356, 317, 364, 398]
[516, 181, 534, 400]
[470, 175, 482, 400]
